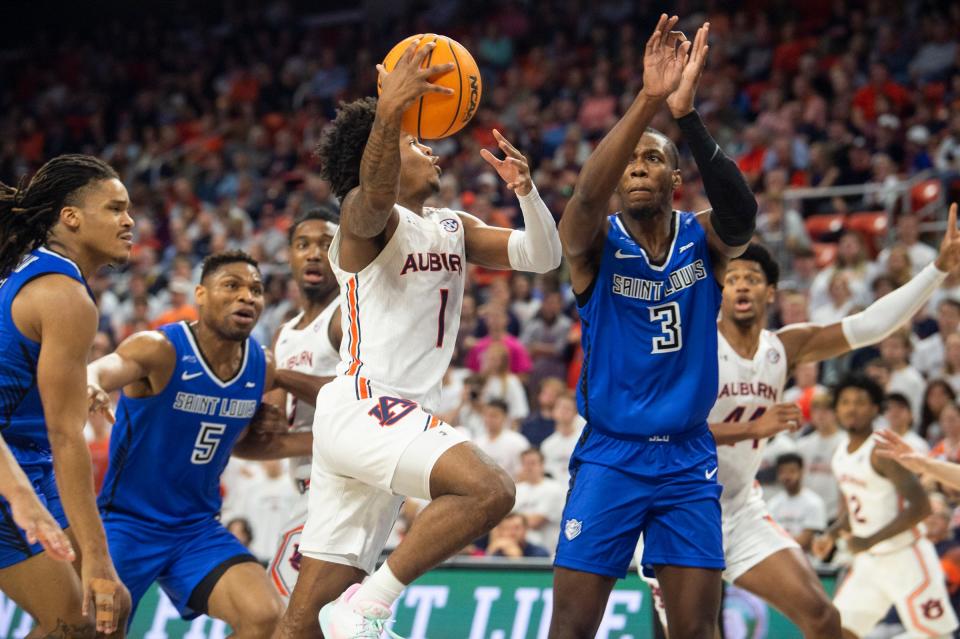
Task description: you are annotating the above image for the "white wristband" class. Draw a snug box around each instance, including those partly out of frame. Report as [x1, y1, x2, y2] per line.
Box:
[507, 185, 562, 273]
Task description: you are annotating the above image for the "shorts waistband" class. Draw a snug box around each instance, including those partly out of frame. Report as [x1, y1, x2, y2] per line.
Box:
[590, 421, 710, 444]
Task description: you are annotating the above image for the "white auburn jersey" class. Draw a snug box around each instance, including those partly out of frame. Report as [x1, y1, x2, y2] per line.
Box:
[832, 433, 921, 554]
[328, 205, 466, 414]
[274, 299, 340, 483]
[713, 329, 788, 513]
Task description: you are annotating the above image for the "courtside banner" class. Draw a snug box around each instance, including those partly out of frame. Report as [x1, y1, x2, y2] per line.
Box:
[0, 561, 835, 637]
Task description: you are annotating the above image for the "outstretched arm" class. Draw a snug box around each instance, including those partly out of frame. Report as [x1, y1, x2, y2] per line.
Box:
[665, 23, 757, 272]
[232, 403, 313, 459]
[87, 331, 175, 422]
[876, 429, 960, 489]
[560, 14, 691, 294]
[710, 402, 802, 445]
[338, 39, 455, 271]
[778, 203, 960, 366]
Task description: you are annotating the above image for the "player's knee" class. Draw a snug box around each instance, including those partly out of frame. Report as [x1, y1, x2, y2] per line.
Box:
[803, 596, 841, 636]
[235, 596, 283, 634]
[668, 615, 716, 639]
[479, 466, 515, 524]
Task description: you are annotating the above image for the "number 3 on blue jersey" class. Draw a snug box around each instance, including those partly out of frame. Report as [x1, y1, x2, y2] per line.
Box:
[191, 422, 226, 464]
[650, 302, 682, 354]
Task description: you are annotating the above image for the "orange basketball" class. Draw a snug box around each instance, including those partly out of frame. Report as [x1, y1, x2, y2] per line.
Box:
[378, 34, 482, 140]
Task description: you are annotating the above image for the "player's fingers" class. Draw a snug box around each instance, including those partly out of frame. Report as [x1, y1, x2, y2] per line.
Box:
[949, 202, 958, 238]
[506, 157, 529, 171]
[424, 84, 455, 95]
[479, 148, 502, 168]
[661, 16, 679, 46]
[495, 131, 525, 159]
[400, 38, 423, 65]
[678, 39, 693, 61]
[646, 14, 668, 52]
[37, 521, 75, 562]
[422, 62, 455, 78]
[411, 39, 437, 66]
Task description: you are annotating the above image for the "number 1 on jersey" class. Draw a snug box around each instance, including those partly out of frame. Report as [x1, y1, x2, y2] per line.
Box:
[436, 289, 449, 348]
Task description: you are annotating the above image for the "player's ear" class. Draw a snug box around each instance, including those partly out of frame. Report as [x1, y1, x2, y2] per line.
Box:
[59, 205, 82, 232]
[672, 169, 682, 190]
[194, 283, 206, 307]
[767, 285, 776, 305]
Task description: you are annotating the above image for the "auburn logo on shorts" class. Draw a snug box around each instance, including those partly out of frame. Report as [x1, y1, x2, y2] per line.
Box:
[922, 598, 945, 619]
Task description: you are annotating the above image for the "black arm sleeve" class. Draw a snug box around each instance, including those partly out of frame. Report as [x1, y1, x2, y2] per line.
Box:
[676, 110, 757, 246]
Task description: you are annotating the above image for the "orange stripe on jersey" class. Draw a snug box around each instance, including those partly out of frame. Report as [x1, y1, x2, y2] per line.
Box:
[345, 276, 363, 376]
[428, 415, 441, 429]
[906, 543, 940, 636]
[358, 376, 372, 399]
[762, 514, 795, 542]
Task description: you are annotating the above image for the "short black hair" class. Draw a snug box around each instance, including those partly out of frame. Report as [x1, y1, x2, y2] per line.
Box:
[731, 243, 780, 286]
[288, 206, 340, 244]
[833, 374, 885, 408]
[644, 127, 680, 170]
[776, 452, 804, 469]
[486, 398, 509, 414]
[316, 98, 378, 200]
[884, 392, 912, 412]
[200, 250, 260, 282]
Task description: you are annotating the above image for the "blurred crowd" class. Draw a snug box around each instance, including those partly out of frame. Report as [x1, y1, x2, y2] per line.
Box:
[7, 0, 960, 623]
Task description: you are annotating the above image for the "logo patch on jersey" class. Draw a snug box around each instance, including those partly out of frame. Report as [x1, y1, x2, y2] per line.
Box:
[245, 382, 257, 388]
[705, 467, 719, 480]
[181, 371, 204, 381]
[922, 599, 944, 619]
[564, 519, 582, 541]
[439, 218, 460, 233]
[678, 241, 695, 253]
[181, 355, 198, 363]
[766, 348, 781, 364]
[614, 249, 644, 259]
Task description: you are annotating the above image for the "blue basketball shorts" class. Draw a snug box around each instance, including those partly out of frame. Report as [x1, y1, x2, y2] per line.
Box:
[0, 445, 67, 569]
[104, 512, 257, 620]
[554, 424, 724, 579]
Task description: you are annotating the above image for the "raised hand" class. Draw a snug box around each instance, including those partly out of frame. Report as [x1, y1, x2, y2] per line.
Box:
[811, 533, 834, 560]
[377, 39, 455, 119]
[666, 22, 710, 118]
[248, 402, 288, 434]
[641, 14, 693, 100]
[874, 429, 929, 475]
[480, 129, 533, 196]
[81, 560, 131, 634]
[935, 203, 960, 272]
[7, 489, 74, 562]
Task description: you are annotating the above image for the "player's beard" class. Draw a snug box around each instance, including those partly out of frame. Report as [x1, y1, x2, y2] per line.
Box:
[624, 202, 666, 221]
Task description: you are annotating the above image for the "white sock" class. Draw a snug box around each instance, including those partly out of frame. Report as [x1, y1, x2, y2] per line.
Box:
[354, 560, 406, 607]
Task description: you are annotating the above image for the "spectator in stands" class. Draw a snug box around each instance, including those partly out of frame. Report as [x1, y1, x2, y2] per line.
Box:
[930, 402, 960, 464]
[521, 290, 572, 389]
[474, 399, 530, 480]
[880, 329, 926, 421]
[913, 299, 960, 378]
[480, 343, 530, 425]
[767, 453, 827, 552]
[149, 278, 197, 328]
[509, 274, 540, 326]
[936, 112, 960, 174]
[921, 380, 958, 443]
[784, 361, 827, 423]
[809, 231, 881, 311]
[810, 271, 857, 325]
[878, 215, 937, 277]
[467, 305, 532, 375]
[540, 392, 583, 484]
[797, 392, 846, 521]
[884, 393, 931, 455]
[881, 245, 913, 288]
[521, 377, 566, 447]
[440, 373, 487, 439]
[514, 449, 566, 554]
[485, 513, 550, 558]
[940, 333, 960, 395]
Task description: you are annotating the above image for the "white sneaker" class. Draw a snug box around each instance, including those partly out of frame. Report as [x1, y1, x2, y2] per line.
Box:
[318, 583, 405, 639]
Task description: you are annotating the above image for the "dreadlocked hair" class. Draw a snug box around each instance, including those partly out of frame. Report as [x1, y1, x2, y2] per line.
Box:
[316, 97, 378, 201]
[0, 154, 119, 279]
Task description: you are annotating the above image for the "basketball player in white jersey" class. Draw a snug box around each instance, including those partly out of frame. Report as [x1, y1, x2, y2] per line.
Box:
[273, 39, 562, 638]
[268, 207, 342, 602]
[638, 205, 960, 638]
[815, 374, 958, 638]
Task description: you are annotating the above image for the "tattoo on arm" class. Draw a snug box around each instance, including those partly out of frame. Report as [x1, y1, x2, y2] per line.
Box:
[348, 116, 404, 238]
[42, 620, 96, 638]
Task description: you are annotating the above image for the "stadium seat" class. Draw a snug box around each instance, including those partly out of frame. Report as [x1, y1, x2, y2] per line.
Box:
[911, 179, 942, 215]
[812, 242, 838, 268]
[805, 213, 845, 241]
[845, 211, 889, 256]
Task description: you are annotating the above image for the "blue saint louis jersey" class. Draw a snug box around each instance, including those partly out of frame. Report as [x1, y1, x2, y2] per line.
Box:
[576, 211, 722, 439]
[99, 322, 266, 526]
[0, 247, 94, 453]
